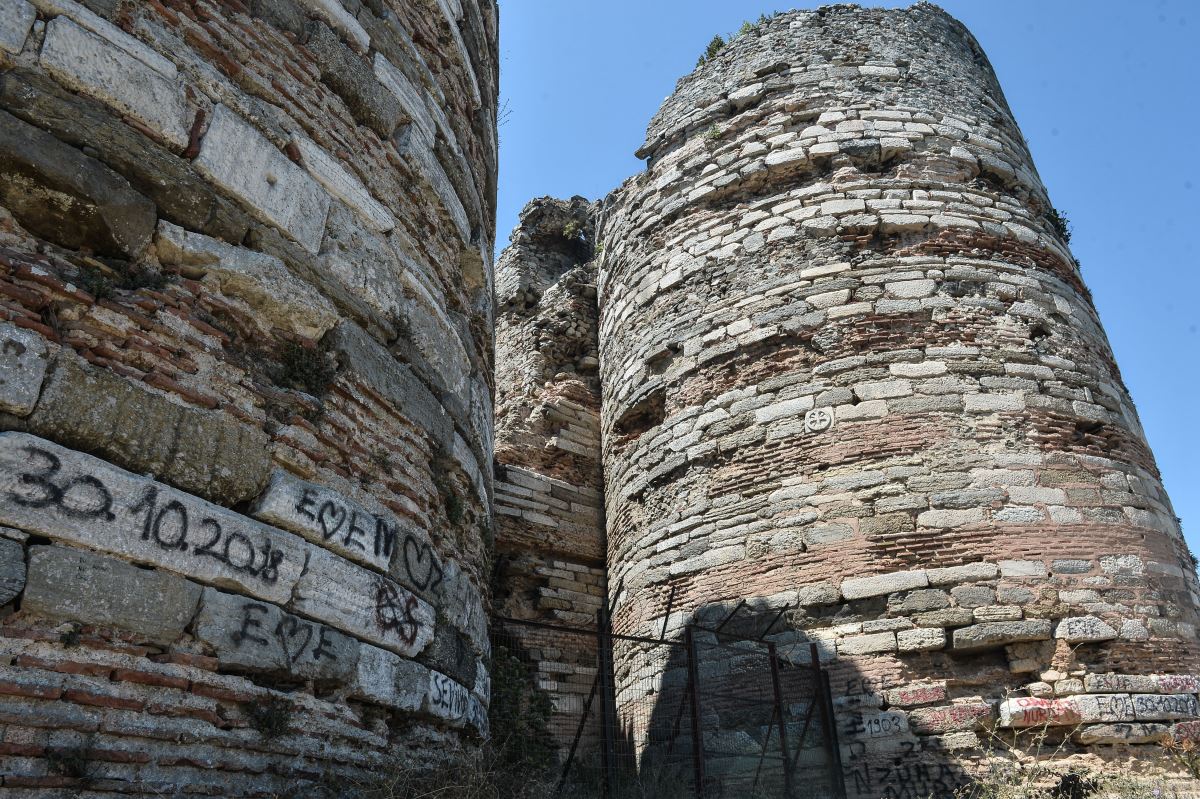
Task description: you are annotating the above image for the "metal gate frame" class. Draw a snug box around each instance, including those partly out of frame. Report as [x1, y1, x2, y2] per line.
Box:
[493, 607, 846, 799]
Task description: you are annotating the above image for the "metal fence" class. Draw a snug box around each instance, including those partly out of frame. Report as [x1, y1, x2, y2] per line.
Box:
[491, 608, 845, 799]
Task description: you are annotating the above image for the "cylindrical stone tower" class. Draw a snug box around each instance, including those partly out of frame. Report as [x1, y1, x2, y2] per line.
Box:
[0, 1, 496, 794]
[597, 4, 1200, 794]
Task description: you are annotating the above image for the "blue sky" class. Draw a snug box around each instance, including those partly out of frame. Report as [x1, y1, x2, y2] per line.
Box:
[496, 1, 1198, 549]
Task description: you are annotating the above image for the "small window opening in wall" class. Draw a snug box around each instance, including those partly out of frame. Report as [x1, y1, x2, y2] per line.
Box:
[614, 387, 666, 439]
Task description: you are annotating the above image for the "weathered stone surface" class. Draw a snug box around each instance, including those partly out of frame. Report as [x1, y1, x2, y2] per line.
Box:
[1073, 693, 1137, 723]
[425, 669, 470, 725]
[252, 470, 396, 575]
[0, 536, 25, 604]
[194, 104, 330, 254]
[39, 17, 189, 149]
[350, 643, 428, 712]
[0, 322, 51, 416]
[1076, 723, 1169, 745]
[838, 632, 896, 655]
[155, 221, 338, 340]
[951, 620, 1052, 651]
[25, 356, 271, 505]
[293, 136, 394, 232]
[841, 570, 928, 600]
[297, 0, 369, 52]
[0, 0, 35, 54]
[1133, 694, 1200, 721]
[304, 21, 402, 139]
[906, 702, 992, 734]
[0, 67, 250, 242]
[897, 627, 946, 652]
[925, 562, 999, 585]
[998, 697, 1082, 728]
[194, 587, 359, 681]
[291, 547, 435, 657]
[0, 432, 304, 605]
[30, 0, 178, 77]
[0, 108, 154, 256]
[1055, 616, 1118, 643]
[22, 545, 201, 644]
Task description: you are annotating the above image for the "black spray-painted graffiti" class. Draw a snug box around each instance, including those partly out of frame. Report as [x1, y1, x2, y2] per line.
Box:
[233, 602, 339, 665]
[375, 579, 423, 646]
[429, 670, 469, 718]
[10, 445, 285, 585]
[293, 487, 444, 592]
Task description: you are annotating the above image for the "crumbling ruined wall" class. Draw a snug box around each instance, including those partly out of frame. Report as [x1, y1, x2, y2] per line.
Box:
[0, 0, 496, 794]
[493, 197, 606, 750]
[590, 4, 1200, 795]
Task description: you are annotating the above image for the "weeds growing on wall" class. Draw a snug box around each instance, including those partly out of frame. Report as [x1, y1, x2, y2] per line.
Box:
[1046, 207, 1072, 243]
[276, 340, 337, 396]
[695, 34, 726, 67]
[243, 694, 294, 740]
[488, 642, 557, 795]
[937, 716, 1187, 799]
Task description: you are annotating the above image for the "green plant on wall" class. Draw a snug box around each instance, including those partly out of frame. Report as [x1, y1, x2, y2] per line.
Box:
[488, 643, 556, 796]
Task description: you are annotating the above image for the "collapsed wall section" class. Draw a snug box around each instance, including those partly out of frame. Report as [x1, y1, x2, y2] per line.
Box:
[493, 197, 607, 750]
[0, 0, 497, 793]
[596, 4, 1200, 795]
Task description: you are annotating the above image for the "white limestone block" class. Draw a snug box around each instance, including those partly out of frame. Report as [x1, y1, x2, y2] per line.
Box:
[0, 322, 51, 416]
[31, 0, 176, 77]
[373, 53, 436, 141]
[155, 221, 337, 339]
[425, 670, 471, 725]
[292, 136, 394, 232]
[841, 569, 928, 600]
[0, 0, 35, 53]
[194, 105, 330, 254]
[40, 17, 190, 149]
[351, 644, 428, 712]
[291, 546, 434, 657]
[0, 432, 306, 605]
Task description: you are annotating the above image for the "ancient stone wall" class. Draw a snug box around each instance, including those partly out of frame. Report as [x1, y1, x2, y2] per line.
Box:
[492, 197, 606, 749]
[591, 4, 1200, 795]
[0, 0, 496, 794]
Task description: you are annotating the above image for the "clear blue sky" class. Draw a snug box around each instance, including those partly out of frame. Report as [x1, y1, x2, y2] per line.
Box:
[496, 1, 1199, 551]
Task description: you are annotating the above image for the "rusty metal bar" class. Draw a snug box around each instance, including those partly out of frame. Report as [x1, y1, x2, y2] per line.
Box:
[685, 625, 706, 799]
[757, 603, 791, 640]
[712, 599, 746, 634]
[768, 641, 797, 798]
[556, 672, 599, 796]
[815, 650, 848, 799]
[661, 584, 677, 640]
[596, 606, 617, 798]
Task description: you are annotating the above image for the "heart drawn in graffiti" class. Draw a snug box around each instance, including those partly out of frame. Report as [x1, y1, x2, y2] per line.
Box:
[275, 616, 313, 665]
[317, 501, 346, 541]
[403, 534, 444, 592]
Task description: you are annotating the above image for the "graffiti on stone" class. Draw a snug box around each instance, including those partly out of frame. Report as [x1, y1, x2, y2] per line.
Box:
[0, 433, 305, 605]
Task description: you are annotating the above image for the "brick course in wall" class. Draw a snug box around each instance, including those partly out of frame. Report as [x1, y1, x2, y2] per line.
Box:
[0, 0, 497, 794]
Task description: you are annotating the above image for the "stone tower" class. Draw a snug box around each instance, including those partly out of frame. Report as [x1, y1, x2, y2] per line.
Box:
[0, 0, 496, 794]
[497, 3, 1200, 795]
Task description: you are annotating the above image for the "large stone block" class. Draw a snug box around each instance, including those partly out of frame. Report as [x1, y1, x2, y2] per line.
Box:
[291, 547, 435, 657]
[26, 356, 271, 506]
[0, 0, 35, 54]
[0, 432, 305, 606]
[194, 587, 359, 681]
[998, 697, 1082, 728]
[0, 535, 25, 604]
[0, 108, 155, 256]
[0, 323, 51, 417]
[351, 643, 428, 712]
[841, 569, 928, 600]
[40, 17, 189, 149]
[194, 105, 330, 254]
[303, 22, 401, 138]
[292, 136, 394, 232]
[951, 620, 1051, 651]
[1055, 616, 1118, 643]
[1133, 694, 1200, 722]
[156, 221, 338, 340]
[22, 545, 201, 644]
